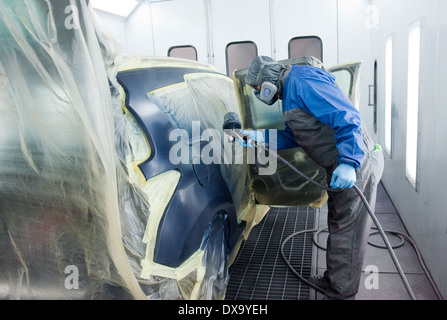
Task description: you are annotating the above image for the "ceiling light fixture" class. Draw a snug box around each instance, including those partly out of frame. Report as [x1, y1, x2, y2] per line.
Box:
[90, 0, 140, 18]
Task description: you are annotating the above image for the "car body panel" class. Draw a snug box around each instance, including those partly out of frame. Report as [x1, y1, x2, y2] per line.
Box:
[117, 65, 245, 268]
[327, 60, 363, 109]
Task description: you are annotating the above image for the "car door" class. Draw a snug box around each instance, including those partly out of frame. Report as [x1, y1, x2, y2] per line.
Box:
[327, 60, 363, 109]
[233, 58, 363, 208]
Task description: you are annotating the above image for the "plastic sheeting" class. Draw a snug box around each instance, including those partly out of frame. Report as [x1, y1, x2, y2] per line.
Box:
[0, 0, 268, 300]
[0, 0, 147, 300]
[146, 70, 253, 216]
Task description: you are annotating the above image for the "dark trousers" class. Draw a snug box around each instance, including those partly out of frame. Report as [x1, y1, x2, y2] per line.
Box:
[323, 146, 384, 300]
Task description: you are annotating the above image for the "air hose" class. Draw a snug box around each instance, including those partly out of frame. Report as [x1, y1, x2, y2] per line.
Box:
[222, 112, 442, 300]
[267, 146, 417, 300]
[274, 144, 441, 300]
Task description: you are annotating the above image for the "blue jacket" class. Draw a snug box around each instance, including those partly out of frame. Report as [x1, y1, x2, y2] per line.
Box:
[268, 65, 365, 170]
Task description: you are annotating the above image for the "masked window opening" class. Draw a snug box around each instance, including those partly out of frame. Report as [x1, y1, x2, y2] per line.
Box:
[122, 107, 151, 165]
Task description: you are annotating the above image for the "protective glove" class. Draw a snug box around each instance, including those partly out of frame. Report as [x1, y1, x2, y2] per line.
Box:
[236, 129, 265, 148]
[330, 164, 357, 189]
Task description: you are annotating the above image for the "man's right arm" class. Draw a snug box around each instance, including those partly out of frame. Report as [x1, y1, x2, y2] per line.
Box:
[265, 123, 300, 150]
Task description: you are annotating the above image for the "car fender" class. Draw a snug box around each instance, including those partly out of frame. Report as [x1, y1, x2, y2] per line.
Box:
[154, 167, 239, 268]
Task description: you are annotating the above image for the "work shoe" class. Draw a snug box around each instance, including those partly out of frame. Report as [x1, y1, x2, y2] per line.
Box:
[307, 275, 330, 291]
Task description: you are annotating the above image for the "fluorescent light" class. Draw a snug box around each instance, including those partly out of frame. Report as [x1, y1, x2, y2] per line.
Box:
[406, 20, 422, 189]
[385, 35, 393, 156]
[91, 0, 139, 17]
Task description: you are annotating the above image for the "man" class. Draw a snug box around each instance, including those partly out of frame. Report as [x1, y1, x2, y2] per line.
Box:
[239, 56, 384, 300]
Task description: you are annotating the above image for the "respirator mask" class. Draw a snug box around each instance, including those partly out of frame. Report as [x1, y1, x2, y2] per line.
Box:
[254, 82, 279, 105]
[251, 57, 281, 106]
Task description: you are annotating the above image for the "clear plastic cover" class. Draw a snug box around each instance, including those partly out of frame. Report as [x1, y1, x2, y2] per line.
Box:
[0, 0, 149, 300]
[0, 0, 268, 300]
[147, 71, 254, 216]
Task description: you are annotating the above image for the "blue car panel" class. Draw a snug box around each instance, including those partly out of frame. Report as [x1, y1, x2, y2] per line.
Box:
[117, 67, 245, 268]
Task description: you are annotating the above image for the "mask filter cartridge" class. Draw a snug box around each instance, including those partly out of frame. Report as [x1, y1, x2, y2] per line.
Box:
[255, 82, 278, 105]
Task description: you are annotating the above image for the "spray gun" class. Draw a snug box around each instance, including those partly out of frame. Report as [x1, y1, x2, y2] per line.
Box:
[222, 112, 243, 141]
[222, 112, 417, 300]
[222, 112, 252, 146]
[223, 112, 335, 190]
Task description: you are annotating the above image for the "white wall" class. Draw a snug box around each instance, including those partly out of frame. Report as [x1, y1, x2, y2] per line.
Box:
[94, 9, 127, 53]
[338, 0, 375, 139]
[150, 0, 208, 62]
[94, 0, 341, 73]
[431, 0, 447, 297]
[273, 0, 338, 66]
[209, 0, 272, 74]
[126, 1, 154, 56]
[371, 0, 447, 297]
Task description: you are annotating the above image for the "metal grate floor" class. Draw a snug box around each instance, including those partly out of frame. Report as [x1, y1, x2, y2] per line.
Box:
[225, 206, 316, 300]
